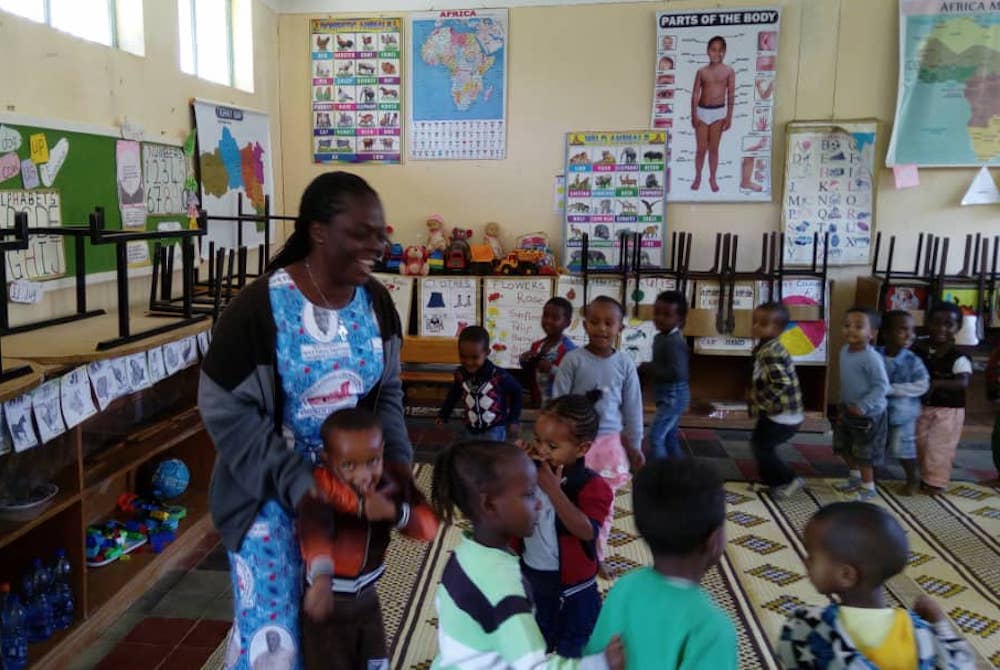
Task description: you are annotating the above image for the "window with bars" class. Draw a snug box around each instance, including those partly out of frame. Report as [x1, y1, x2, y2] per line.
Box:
[0, 0, 144, 56]
[178, 0, 254, 92]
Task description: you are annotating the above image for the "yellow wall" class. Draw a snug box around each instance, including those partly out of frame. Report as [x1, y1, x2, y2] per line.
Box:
[0, 0, 282, 325]
[279, 0, 1000, 395]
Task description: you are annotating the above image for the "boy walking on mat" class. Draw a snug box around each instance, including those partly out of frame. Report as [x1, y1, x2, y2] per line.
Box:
[748, 302, 805, 499]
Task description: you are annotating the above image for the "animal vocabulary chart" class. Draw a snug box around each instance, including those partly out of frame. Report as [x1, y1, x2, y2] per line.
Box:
[782, 121, 877, 266]
[563, 131, 668, 271]
[311, 18, 402, 164]
[483, 278, 552, 368]
[418, 276, 479, 337]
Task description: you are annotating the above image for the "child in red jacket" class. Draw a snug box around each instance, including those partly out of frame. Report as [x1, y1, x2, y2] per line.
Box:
[298, 408, 438, 670]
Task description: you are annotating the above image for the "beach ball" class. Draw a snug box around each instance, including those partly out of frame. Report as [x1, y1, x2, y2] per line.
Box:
[152, 459, 190, 500]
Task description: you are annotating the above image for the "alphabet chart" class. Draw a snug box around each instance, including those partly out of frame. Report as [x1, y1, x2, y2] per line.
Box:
[483, 277, 553, 368]
[563, 131, 667, 272]
[554, 275, 624, 348]
[782, 120, 877, 266]
[418, 276, 479, 337]
[311, 17, 402, 164]
[0, 189, 65, 280]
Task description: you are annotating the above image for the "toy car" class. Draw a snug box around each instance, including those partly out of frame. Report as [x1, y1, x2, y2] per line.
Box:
[496, 249, 545, 275]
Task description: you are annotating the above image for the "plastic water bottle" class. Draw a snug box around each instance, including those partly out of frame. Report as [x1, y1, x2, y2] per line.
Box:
[0, 582, 28, 670]
[22, 560, 52, 643]
[49, 550, 74, 630]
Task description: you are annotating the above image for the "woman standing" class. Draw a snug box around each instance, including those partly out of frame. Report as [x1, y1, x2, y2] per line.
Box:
[199, 172, 411, 670]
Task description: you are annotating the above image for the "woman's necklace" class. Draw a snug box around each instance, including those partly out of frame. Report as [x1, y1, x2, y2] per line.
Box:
[304, 259, 332, 309]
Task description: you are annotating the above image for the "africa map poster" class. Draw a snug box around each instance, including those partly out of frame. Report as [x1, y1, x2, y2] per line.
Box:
[311, 17, 402, 164]
[192, 100, 273, 256]
[407, 9, 507, 160]
[887, 1, 1000, 166]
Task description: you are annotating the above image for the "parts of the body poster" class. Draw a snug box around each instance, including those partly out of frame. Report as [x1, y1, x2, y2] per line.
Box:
[782, 121, 877, 266]
[407, 9, 507, 160]
[652, 8, 780, 202]
[311, 18, 402, 164]
[563, 131, 667, 271]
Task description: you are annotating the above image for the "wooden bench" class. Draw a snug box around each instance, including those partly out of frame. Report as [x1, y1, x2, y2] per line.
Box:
[400, 336, 458, 383]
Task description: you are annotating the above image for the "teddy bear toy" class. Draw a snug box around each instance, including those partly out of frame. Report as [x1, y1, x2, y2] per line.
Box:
[426, 215, 449, 253]
[401, 245, 430, 276]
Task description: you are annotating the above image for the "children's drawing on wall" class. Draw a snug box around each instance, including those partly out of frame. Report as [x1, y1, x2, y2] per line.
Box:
[32, 380, 66, 443]
[419, 277, 478, 337]
[60, 365, 97, 429]
[652, 8, 780, 202]
[4, 393, 37, 453]
[884, 286, 926, 312]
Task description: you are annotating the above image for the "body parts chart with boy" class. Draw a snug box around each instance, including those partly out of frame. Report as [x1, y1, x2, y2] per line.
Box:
[652, 8, 780, 202]
[782, 121, 877, 266]
[483, 278, 553, 369]
[311, 18, 402, 164]
[563, 131, 667, 271]
[418, 276, 479, 337]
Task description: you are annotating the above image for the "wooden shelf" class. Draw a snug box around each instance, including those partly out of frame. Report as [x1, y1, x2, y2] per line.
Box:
[0, 489, 81, 552]
[83, 407, 204, 492]
[2, 312, 210, 365]
[26, 619, 78, 667]
[0, 358, 46, 403]
[85, 489, 209, 614]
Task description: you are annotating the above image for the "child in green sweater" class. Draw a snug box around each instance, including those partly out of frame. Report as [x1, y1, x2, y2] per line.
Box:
[584, 458, 737, 669]
[429, 440, 624, 670]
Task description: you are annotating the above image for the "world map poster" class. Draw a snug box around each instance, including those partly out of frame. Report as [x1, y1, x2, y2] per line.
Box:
[407, 9, 507, 160]
[888, 1, 1000, 166]
[192, 100, 273, 256]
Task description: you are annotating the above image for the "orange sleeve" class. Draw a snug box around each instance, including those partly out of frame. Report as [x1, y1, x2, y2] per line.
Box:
[297, 495, 336, 578]
[313, 467, 361, 516]
[384, 461, 439, 542]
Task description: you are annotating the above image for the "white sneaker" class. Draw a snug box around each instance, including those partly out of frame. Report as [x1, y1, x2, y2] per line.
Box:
[854, 487, 878, 502]
[834, 476, 862, 492]
[772, 477, 806, 500]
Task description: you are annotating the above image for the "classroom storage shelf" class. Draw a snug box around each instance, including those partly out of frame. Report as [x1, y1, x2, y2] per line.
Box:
[0, 351, 215, 669]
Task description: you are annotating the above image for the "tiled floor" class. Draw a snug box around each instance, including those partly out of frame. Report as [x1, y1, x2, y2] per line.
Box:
[77, 419, 998, 669]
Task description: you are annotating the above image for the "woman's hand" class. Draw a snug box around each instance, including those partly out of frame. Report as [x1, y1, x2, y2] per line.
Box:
[304, 577, 334, 623]
[604, 635, 625, 670]
[364, 490, 398, 521]
[913, 595, 945, 623]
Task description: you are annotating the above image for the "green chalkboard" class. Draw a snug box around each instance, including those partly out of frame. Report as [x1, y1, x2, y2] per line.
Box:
[0, 120, 190, 281]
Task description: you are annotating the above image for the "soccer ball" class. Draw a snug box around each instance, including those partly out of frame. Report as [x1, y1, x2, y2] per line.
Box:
[151, 459, 190, 500]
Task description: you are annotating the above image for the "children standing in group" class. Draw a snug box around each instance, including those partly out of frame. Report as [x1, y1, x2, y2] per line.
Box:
[298, 408, 439, 670]
[438, 326, 523, 441]
[585, 458, 738, 669]
[515, 392, 613, 658]
[877, 310, 930, 496]
[748, 303, 806, 499]
[646, 291, 690, 459]
[519, 297, 577, 407]
[779, 502, 974, 668]
[553, 296, 644, 575]
[984, 340, 1000, 485]
[913, 302, 973, 494]
[429, 440, 624, 670]
[834, 308, 891, 501]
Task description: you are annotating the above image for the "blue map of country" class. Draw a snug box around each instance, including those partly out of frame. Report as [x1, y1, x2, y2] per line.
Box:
[219, 127, 243, 189]
[411, 18, 505, 121]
